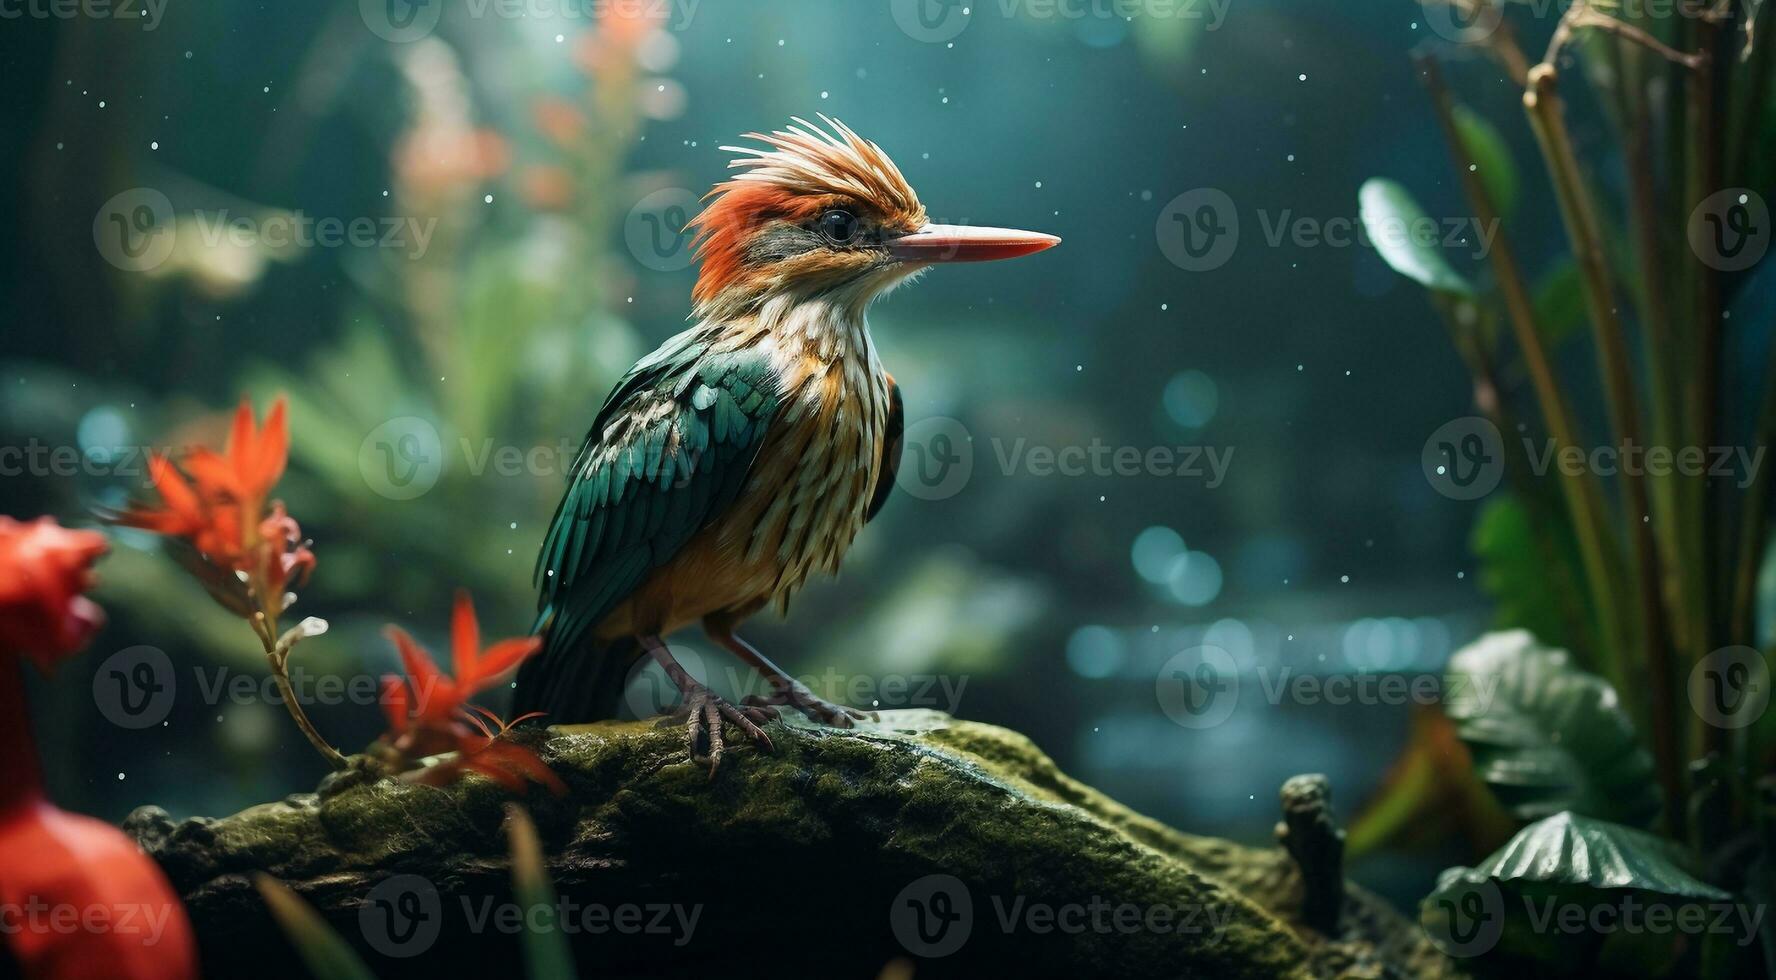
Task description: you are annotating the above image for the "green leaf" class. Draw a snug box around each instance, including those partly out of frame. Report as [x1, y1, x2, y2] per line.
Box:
[253, 875, 378, 980]
[505, 805, 575, 980]
[1532, 257, 1587, 349]
[1445, 630, 1661, 826]
[1423, 812, 1734, 967]
[1452, 104, 1518, 218]
[1471, 494, 1588, 655]
[1359, 179, 1476, 296]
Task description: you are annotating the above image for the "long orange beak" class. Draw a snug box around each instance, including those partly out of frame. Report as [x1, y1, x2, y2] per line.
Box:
[887, 223, 1061, 263]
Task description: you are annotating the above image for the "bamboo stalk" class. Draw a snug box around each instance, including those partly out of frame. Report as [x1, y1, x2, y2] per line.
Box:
[1416, 54, 1629, 684]
[1523, 61, 1685, 829]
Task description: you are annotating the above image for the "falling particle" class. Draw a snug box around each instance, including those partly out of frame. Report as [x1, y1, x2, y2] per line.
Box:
[556, 34, 564, 43]
[1340, 574, 1350, 583]
[941, 96, 949, 104]
[1287, 154, 1295, 162]
[1298, 73, 1307, 81]
[509, 522, 518, 530]
[1160, 303, 1168, 311]
[1034, 180, 1042, 188]
[1468, 163, 1477, 172]
[184, 50, 192, 58]
[820, 90, 830, 99]
[1075, 364, 1083, 371]
[117, 772, 125, 781]
[1296, 364, 1304, 371]
[484, 194, 494, 204]
[1457, 571, 1466, 579]
[150, 141, 159, 150]
[262, 86, 269, 93]
[98, 100, 106, 108]
[777, 38, 785, 46]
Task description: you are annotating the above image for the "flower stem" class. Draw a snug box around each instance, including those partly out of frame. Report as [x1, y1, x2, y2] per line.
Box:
[254, 612, 348, 770]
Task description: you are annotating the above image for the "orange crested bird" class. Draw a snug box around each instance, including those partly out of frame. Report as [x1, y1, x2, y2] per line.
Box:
[512, 116, 1058, 768]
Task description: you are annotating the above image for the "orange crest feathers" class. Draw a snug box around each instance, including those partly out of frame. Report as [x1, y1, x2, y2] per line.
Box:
[689, 116, 925, 308]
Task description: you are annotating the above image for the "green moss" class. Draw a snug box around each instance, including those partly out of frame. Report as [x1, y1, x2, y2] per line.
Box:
[132, 711, 1453, 979]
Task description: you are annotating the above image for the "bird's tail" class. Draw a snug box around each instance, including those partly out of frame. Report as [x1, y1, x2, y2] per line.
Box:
[511, 613, 643, 724]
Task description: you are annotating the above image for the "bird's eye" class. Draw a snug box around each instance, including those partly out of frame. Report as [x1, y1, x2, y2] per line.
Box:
[817, 209, 859, 245]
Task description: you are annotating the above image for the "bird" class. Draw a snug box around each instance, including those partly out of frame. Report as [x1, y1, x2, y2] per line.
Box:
[511, 116, 1059, 769]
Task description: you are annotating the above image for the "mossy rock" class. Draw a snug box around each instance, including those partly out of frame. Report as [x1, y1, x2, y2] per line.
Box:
[127, 710, 1456, 979]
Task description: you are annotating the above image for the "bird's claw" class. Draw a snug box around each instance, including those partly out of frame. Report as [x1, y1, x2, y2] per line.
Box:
[743, 682, 876, 728]
[664, 684, 775, 776]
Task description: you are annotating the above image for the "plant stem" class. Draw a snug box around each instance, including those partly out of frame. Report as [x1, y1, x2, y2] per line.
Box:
[1416, 54, 1628, 682]
[254, 612, 348, 770]
[1523, 62, 1685, 831]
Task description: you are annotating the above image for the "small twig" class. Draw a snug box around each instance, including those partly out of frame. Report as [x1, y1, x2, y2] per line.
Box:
[1546, 1, 1708, 68]
[1276, 774, 1345, 934]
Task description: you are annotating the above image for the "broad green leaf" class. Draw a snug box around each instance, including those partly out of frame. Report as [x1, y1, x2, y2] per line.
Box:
[506, 805, 574, 980]
[1452, 104, 1518, 218]
[1423, 812, 1734, 968]
[1358, 179, 1476, 296]
[1445, 630, 1660, 826]
[1532, 258, 1586, 349]
[254, 875, 378, 980]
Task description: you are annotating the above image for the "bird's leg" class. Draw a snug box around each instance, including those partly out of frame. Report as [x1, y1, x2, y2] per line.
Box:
[642, 635, 773, 774]
[703, 615, 877, 728]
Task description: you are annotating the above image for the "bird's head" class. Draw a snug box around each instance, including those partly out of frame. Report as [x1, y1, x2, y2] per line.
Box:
[688, 115, 1059, 319]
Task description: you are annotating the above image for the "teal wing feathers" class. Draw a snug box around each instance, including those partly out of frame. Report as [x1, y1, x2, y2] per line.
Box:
[533, 328, 782, 657]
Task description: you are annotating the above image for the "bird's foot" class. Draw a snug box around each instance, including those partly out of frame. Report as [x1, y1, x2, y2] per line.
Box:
[660, 684, 775, 776]
[743, 681, 876, 728]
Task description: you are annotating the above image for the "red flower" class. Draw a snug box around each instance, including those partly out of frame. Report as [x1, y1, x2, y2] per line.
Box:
[0, 515, 197, 980]
[0, 800, 198, 980]
[379, 592, 559, 794]
[0, 517, 108, 674]
[114, 397, 314, 618]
